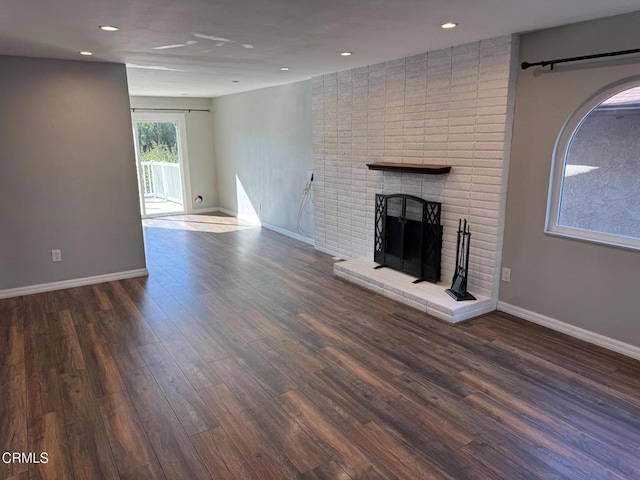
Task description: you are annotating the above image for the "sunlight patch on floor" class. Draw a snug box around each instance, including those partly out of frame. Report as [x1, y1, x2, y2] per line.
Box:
[143, 213, 260, 233]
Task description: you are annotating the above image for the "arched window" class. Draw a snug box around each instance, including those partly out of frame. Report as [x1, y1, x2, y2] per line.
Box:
[546, 78, 640, 250]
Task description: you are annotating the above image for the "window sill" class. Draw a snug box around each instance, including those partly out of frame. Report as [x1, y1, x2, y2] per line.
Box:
[544, 227, 640, 252]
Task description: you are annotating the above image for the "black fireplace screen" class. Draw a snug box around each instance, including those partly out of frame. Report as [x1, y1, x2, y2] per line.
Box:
[374, 194, 442, 283]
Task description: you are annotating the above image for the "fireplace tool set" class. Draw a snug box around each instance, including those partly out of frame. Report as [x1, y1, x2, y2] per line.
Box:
[446, 218, 476, 301]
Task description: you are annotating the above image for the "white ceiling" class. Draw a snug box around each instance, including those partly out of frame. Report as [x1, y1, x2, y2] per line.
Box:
[2, 0, 640, 97]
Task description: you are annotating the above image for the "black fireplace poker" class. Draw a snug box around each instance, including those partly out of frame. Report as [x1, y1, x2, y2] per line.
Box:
[446, 219, 476, 302]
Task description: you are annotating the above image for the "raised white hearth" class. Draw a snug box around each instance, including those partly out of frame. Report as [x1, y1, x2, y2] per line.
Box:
[335, 258, 496, 324]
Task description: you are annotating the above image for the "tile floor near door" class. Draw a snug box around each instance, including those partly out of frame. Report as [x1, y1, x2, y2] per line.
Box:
[2, 213, 640, 479]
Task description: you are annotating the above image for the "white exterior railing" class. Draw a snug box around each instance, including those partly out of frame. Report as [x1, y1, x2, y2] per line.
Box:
[141, 161, 182, 203]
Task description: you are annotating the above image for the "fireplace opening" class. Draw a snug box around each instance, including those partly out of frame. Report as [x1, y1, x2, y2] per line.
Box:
[374, 193, 442, 283]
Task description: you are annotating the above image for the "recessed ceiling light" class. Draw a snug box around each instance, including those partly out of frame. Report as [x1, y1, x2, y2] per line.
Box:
[441, 22, 458, 29]
[340, 52, 352, 56]
[280, 67, 290, 71]
[99, 25, 119, 32]
[79, 51, 93, 56]
[232, 80, 240, 83]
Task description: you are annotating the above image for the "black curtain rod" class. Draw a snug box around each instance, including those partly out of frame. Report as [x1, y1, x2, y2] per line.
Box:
[130, 107, 211, 113]
[521, 47, 640, 70]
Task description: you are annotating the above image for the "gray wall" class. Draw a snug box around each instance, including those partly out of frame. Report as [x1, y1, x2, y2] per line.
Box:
[501, 12, 640, 345]
[212, 80, 313, 238]
[129, 96, 217, 211]
[0, 56, 146, 290]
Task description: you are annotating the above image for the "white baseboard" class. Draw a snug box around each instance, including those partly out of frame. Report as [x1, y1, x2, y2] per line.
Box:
[261, 223, 314, 246]
[314, 245, 336, 256]
[193, 209, 310, 246]
[208, 207, 312, 244]
[191, 207, 237, 216]
[498, 301, 640, 361]
[0, 268, 149, 300]
[192, 207, 220, 214]
[215, 207, 238, 217]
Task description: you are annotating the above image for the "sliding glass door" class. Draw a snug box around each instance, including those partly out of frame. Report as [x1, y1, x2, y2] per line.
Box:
[132, 113, 191, 218]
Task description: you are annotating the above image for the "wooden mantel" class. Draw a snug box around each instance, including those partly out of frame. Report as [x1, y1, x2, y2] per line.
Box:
[366, 162, 451, 175]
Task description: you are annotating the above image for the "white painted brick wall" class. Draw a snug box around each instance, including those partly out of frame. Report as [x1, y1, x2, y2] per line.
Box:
[313, 35, 519, 300]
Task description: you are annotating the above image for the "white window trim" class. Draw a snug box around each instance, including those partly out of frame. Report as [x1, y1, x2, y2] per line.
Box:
[545, 76, 640, 252]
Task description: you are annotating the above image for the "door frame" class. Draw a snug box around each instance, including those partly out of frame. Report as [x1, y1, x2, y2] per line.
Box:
[131, 112, 193, 218]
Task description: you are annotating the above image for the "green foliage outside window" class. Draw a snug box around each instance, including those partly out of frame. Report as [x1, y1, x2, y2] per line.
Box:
[137, 122, 179, 163]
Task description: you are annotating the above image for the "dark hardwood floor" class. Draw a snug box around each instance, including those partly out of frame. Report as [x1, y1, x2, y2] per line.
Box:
[2, 213, 640, 479]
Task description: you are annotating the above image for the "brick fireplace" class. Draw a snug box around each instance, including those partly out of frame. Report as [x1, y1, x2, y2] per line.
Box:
[312, 35, 519, 322]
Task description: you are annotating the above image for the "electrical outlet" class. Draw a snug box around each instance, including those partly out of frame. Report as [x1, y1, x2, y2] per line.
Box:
[501, 267, 511, 283]
[51, 249, 62, 262]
